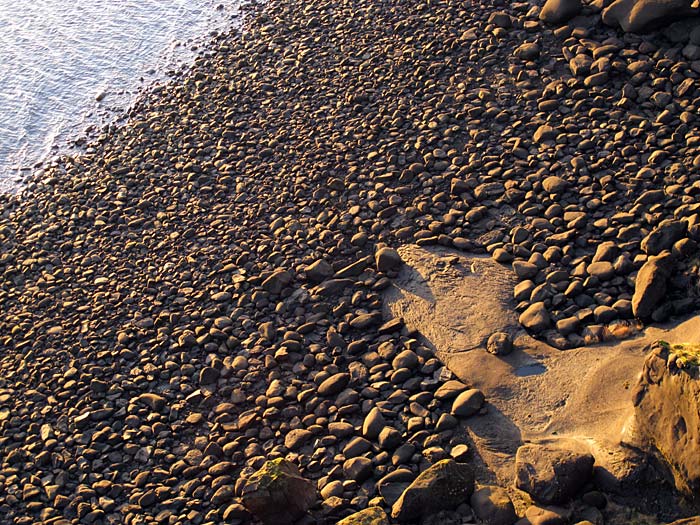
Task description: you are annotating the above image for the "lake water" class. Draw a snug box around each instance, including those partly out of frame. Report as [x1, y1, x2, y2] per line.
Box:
[0, 0, 241, 192]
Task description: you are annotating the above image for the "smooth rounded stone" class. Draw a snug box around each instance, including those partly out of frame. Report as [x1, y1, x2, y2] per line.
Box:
[321, 480, 344, 500]
[524, 505, 568, 525]
[391, 459, 475, 522]
[534, 125, 558, 143]
[376, 247, 403, 273]
[436, 413, 458, 432]
[486, 332, 513, 356]
[377, 469, 415, 507]
[285, 429, 313, 451]
[514, 280, 536, 301]
[515, 42, 541, 61]
[363, 407, 387, 440]
[343, 436, 372, 458]
[488, 11, 512, 28]
[493, 248, 514, 263]
[451, 389, 485, 418]
[392, 349, 419, 370]
[540, 0, 583, 23]
[350, 312, 382, 329]
[556, 316, 580, 336]
[343, 457, 374, 482]
[319, 373, 351, 396]
[640, 219, 687, 255]
[586, 261, 614, 280]
[514, 442, 595, 504]
[423, 446, 450, 463]
[542, 176, 568, 195]
[593, 305, 617, 324]
[378, 427, 403, 451]
[241, 459, 316, 525]
[136, 393, 167, 412]
[262, 269, 293, 294]
[519, 302, 552, 332]
[451, 444, 470, 462]
[337, 507, 389, 525]
[470, 485, 517, 525]
[513, 261, 539, 279]
[199, 366, 220, 385]
[305, 259, 333, 284]
[330, 422, 356, 438]
[632, 252, 674, 321]
[434, 380, 469, 401]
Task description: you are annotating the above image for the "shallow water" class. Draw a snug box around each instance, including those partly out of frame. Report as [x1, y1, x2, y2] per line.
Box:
[0, 0, 241, 192]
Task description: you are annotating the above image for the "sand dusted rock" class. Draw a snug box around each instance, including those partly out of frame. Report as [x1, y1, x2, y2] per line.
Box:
[338, 507, 389, 525]
[632, 252, 674, 321]
[451, 388, 485, 417]
[514, 441, 595, 504]
[667, 518, 700, 525]
[391, 459, 475, 522]
[540, 0, 583, 23]
[470, 485, 517, 525]
[602, 0, 699, 32]
[241, 458, 316, 524]
[631, 342, 700, 496]
[376, 247, 403, 272]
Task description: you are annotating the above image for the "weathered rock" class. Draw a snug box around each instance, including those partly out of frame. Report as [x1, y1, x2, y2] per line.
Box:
[377, 469, 415, 506]
[540, 0, 583, 23]
[241, 458, 316, 525]
[343, 456, 374, 482]
[470, 485, 517, 525]
[514, 441, 595, 504]
[631, 342, 700, 496]
[451, 388, 485, 417]
[632, 252, 674, 321]
[391, 459, 475, 522]
[338, 507, 390, 525]
[318, 373, 351, 396]
[602, 0, 699, 32]
[487, 332, 513, 356]
[363, 406, 387, 440]
[542, 176, 568, 195]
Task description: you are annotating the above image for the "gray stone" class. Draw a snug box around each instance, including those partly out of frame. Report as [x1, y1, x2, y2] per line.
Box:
[519, 302, 552, 332]
[602, 0, 699, 32]
[470, 485, 517, 525]
[376, 247, 403, 272]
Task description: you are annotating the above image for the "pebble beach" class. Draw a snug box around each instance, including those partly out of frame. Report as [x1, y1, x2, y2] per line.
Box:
[1, 0, 700, 523]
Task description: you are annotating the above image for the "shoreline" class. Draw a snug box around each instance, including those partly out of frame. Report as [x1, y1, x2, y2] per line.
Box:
[1, 0, 700, 523]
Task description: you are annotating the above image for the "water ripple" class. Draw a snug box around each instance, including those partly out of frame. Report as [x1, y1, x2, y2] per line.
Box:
[0, 0, 240, 192]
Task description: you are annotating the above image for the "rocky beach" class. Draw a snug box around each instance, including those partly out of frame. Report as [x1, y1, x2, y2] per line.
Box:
[1, 0, 700, 523]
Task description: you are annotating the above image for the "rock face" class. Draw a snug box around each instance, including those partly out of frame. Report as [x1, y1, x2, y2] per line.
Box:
[631, 252, 674, 321]
[631, 342, 700, 497]
[602, 0, 700, 32]
[514, 441, 595, 504]
[241, 458, 316, 524]
[540, 0, 583, 23]
[391, 459, 475, 522]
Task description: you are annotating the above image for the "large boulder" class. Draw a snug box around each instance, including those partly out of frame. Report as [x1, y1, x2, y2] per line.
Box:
[540, 0, 583, 24]
[602, 0, 700, 33]
[514, 440, 595, 504]
[630, 341, 700, 497]
[241, 458, 316, 524]
[631, 252, 674, 321]
[391, 459, 475, 522]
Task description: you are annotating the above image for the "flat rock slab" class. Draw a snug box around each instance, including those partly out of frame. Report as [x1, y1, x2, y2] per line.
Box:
[384, 244, 700, 495]
[385, 245, 519, 355]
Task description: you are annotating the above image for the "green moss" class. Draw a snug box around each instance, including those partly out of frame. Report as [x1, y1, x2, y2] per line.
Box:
[659, 341, 700, 368]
